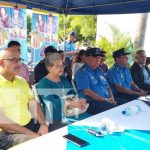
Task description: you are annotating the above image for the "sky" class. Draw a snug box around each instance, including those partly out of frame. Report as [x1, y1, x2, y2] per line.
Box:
[96, 13, 150, 56]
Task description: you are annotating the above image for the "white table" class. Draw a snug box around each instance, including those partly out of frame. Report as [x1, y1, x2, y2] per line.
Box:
[9, 100, 150, 150]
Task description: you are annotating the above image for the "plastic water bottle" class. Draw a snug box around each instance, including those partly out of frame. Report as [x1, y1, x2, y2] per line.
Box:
[99, 122, 110, 135]
[122, 105, 141, 116]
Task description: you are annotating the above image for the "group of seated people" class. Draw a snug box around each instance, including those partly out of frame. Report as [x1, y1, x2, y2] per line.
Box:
[0, 42, 150, 149]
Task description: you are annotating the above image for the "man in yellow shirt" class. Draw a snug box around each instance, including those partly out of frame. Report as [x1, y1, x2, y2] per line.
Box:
[0, 48, 48, 149]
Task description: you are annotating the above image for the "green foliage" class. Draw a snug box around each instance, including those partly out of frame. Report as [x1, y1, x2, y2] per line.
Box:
[96, 24, 134, 67]
[58, 15, 97, 47]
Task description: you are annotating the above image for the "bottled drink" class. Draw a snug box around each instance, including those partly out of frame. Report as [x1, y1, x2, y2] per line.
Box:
[99, 122, 110, 135]
[122, 105, 141, 116]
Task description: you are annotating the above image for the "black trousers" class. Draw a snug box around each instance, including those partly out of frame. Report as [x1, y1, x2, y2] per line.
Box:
[0, 131, 13, 150]
[114, 97, 129, 105]
[115, 92, 139, 102]
[24, 119, 66, 133]
[87, 100, 116, 115]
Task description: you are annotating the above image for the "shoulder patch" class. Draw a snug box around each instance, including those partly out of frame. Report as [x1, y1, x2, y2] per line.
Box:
[81, 65, 86, 71]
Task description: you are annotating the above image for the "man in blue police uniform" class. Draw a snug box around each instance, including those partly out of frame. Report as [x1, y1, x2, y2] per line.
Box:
[60, 31, 77, 65]
[75, 48, 116, 115]
[107, 48, 147, 101]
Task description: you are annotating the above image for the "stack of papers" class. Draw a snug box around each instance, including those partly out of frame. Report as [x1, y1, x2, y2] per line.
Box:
[138, 95, 150, 102]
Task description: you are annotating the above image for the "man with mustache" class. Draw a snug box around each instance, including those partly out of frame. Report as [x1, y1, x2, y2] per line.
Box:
[75, 48, 116, 115]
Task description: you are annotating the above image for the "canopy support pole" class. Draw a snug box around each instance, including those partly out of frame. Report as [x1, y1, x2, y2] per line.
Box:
[63, 14, 67, 51]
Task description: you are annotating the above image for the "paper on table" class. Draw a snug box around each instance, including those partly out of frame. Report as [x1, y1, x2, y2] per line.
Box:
[138, 96, 150, 102]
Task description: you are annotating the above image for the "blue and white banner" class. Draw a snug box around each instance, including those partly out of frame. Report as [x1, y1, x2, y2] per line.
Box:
[31, 13, 59, 66]
[0, 7, 27, 62]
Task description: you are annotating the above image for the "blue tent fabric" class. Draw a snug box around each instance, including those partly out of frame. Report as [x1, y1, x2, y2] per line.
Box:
[3, 0, 150, 15]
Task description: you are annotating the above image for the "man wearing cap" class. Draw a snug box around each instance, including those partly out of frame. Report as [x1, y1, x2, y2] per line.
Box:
[75, 48, 116, 115]
[34, 46, 57, 83]
[60, 31, 77, 65]
[107, 48, 147, 101]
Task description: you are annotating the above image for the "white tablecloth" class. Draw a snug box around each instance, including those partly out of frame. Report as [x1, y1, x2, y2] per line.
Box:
[9, 100, 150, 150]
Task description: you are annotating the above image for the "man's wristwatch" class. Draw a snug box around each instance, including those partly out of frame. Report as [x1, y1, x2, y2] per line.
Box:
[104, 97, 108, 101]
[39, 122, 47, 126]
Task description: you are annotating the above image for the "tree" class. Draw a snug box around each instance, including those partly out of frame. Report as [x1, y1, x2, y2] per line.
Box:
[58, 15, 97, 47]
[134, 13, 148, 49]
[97, 24, 134, 67]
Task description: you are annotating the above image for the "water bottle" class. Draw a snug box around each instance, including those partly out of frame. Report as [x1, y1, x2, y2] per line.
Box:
[99, 122, 110, 135]
[122, 105, 141, 116]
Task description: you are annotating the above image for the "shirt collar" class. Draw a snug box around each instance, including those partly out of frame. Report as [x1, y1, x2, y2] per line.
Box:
[0, 74, 17, 84]
[136, 62, 145, 68]
[114, 63, 127, 69]
[66, 39, 73, 44]
[86, 64, 99, 72]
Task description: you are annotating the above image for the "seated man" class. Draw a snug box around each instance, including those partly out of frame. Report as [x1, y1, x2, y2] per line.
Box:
[75, 48, 116, 115]
[130, 50, 150, 94]
[34, 46, 57, 83]
[108, 48, 147, 101]
[0, 48, 48, 148]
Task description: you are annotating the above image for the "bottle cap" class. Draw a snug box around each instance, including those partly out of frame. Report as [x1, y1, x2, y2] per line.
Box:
[122, 111, 126, 114]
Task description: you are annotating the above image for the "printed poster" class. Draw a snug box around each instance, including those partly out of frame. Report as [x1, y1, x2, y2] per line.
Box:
[30, 13, 59, 66]
[0, 7, 27, 62]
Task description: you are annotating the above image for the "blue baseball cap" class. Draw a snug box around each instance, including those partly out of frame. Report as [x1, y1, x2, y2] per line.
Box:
[69, 31, 76, 38]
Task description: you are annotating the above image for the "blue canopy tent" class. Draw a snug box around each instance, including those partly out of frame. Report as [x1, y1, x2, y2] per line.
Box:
[2, 0, 150, 15]
[2, 0, 150, 49]
[2, 0, 150, 41]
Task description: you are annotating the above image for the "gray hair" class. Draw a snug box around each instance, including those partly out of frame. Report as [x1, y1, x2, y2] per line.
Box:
[45, 53, 61, 68]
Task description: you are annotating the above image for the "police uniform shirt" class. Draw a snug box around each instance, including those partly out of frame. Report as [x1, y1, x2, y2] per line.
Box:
[108, 63, 133, 93]
[60, 40, 75, 51]
[60, 40, 75, 58]
[142, 66, 150, 84]
[75, 64, 110, 101]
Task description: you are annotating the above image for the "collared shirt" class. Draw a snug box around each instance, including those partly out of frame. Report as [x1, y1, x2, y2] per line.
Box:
[107, 63, 133, 93]
[60, 40, 75, 58]
[0, 75, 34, 131]
[61, 40, 75, 52]
[75, 64, 110, 101]
[142, 66, 150, 84]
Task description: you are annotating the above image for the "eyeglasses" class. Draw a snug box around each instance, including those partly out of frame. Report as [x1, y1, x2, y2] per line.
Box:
[2, 58, 24, 64]
[54, 64, 65, 69]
